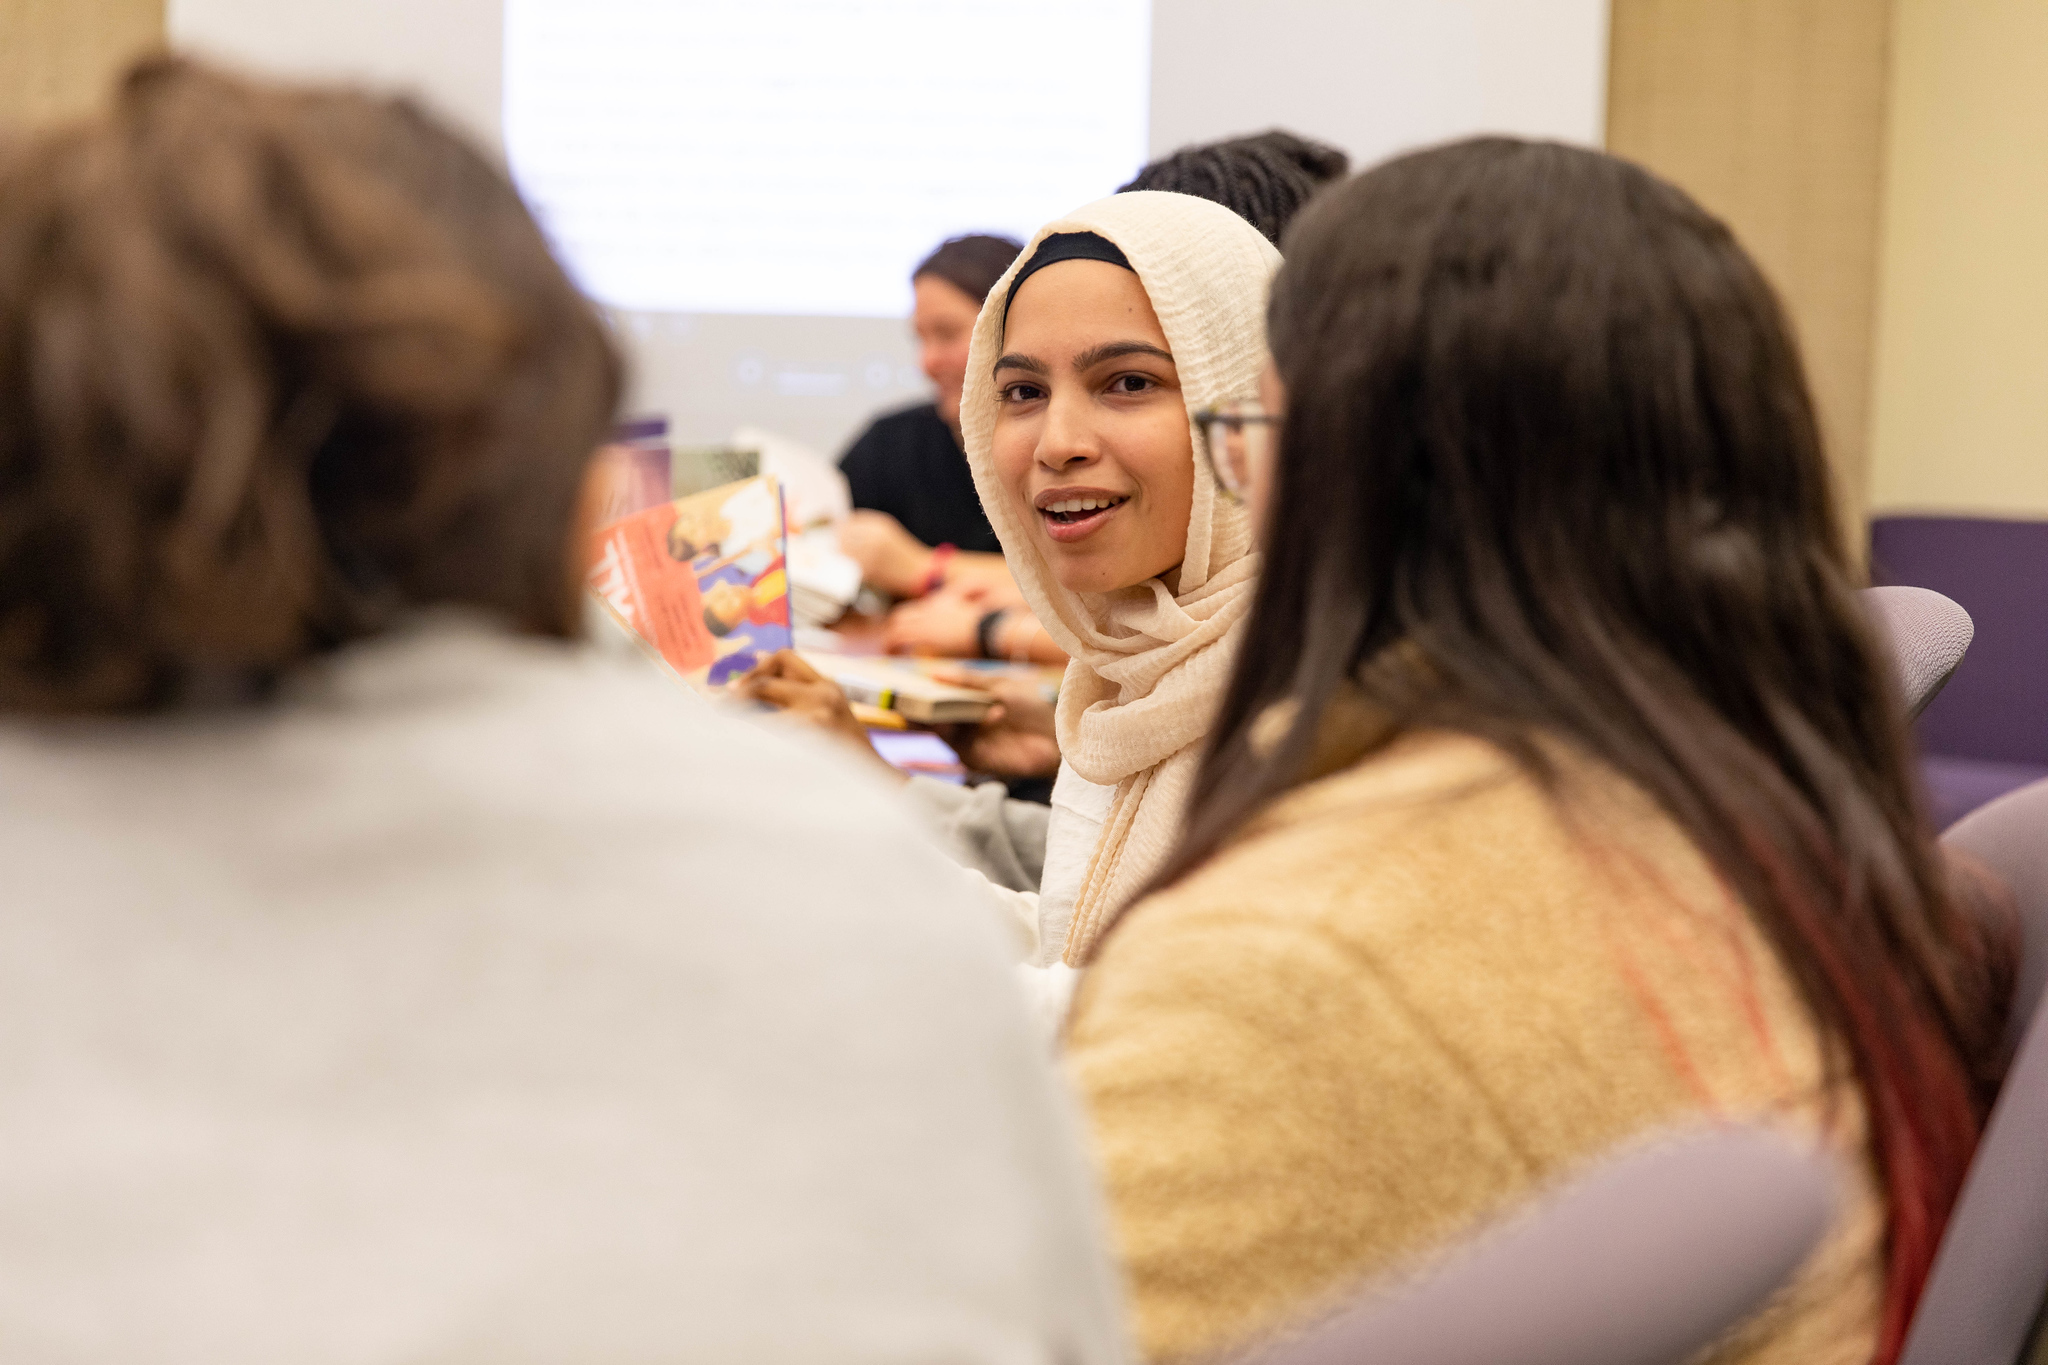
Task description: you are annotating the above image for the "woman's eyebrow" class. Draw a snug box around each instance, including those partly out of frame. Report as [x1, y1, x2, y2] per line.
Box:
[993, 353, 1049, 376]
[1072, 341, 1174, 370]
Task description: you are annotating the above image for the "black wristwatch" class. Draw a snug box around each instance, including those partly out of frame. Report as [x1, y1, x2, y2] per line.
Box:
[975, 608, 1010, 660]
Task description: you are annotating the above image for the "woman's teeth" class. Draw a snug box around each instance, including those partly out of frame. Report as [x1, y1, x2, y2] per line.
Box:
[1043, 496, 1127, 521]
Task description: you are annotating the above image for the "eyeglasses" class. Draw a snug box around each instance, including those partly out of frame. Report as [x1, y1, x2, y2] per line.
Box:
[1194, 401, 1280, 503]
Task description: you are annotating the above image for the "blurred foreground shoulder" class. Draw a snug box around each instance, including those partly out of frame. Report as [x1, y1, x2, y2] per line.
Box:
[0, 613, 1129, 1365]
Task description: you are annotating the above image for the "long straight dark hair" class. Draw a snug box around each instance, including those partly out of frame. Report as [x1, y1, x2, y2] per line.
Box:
[1137, 138, 2011, 1363]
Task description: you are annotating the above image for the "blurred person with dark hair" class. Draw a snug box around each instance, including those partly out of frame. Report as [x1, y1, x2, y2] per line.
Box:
[1119, 128, 1348, 245]
[838, 233, 1020, 599]
[0, 58, 1127, 1364]
[1065, 138, 2013, 1364]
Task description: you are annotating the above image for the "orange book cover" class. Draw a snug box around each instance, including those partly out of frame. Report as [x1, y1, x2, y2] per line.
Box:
[588, 474, 791, 689]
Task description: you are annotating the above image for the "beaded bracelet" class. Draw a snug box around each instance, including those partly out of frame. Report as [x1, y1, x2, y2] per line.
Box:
[921, 542, 957, 597]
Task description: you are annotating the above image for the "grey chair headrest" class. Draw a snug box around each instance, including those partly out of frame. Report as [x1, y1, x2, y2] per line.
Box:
[1898, 912, 2048, 1365]
[1906, 781, 2048, 1365]
[1861, 586, 1973, 718]
[1236, 1127, 1840, 1365]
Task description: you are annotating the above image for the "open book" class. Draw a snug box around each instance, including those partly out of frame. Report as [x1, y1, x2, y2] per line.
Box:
[798, 652, 996, 725]
[588, 475, 792, 689]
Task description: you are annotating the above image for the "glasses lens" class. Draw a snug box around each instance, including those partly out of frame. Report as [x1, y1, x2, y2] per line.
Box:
[1220, 424, 1251, 496]
[1203, 402, 1266, 499]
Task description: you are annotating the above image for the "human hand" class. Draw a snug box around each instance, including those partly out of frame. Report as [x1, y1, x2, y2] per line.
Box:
[838, 510, 934, 598]
[734, 650, 902, 779]
[882, 581, 993, 657]
[933, 670, 1062, 780]
[944, 556, 1029, 608]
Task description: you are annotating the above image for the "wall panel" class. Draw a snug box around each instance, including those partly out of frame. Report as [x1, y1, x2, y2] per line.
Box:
[1607, 0, 1893, 532]
[0, 0, 165, 126]
[1867, 0, 2048, 517]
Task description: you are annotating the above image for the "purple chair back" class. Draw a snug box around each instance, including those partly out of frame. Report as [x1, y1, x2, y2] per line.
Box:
[1233, 1128, 1839, 1365]
[1870, 515, 2048, 765]
[1904, 779, 2048, 1365]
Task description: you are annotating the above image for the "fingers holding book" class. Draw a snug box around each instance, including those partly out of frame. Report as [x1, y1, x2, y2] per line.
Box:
[736, 651, 904, 781]
[928, 670, 1061, 781]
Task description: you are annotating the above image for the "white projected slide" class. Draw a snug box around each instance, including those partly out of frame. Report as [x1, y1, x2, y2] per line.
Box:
[504, 0, 1151, 318]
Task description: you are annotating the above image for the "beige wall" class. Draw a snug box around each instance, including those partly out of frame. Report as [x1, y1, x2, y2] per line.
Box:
[0, 0, 165, 127]
[1608, 0, 2048, 525]
[5, 0, 2039, 522]
[1867, 0, 2048, 517]
[1606, 0, 1894, 531]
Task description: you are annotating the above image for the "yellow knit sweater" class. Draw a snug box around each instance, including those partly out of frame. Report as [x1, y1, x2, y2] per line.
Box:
[1065, 729, 1885, 1364]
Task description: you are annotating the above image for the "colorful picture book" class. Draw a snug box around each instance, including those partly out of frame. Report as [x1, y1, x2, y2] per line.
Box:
[588, 475, 792, 689]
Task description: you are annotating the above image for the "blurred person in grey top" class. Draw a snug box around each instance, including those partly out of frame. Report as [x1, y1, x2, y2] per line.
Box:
[0, 58, 1127, 1365]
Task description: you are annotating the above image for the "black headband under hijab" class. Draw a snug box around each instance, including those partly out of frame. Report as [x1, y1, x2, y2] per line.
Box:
[1001, 232, 1134, 329]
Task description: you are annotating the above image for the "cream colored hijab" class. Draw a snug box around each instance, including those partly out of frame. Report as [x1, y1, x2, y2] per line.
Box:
[960, 191, 1281, 963]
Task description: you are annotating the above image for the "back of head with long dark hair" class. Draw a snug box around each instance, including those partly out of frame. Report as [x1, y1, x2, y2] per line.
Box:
[1139, 138, 2011, 1364]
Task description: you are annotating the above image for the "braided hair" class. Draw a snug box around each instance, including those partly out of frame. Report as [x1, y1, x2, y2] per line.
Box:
[1119, 129, 1349, 246]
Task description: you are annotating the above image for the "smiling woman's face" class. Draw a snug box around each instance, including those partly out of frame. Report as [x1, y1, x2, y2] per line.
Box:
[912, 275, 981, 428]
[991, 260, 1194, 594]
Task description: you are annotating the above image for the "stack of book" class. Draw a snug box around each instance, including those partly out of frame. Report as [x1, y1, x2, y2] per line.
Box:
[798, 652, 995, 725]
[787, 528, 863, 627]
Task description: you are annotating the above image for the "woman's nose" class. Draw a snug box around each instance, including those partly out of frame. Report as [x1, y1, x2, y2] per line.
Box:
[1037, 394, 1097, 470]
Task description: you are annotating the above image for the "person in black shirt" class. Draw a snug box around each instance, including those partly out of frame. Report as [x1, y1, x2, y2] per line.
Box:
[841, 403, 998, 556]
[838, 234, 1022, 600]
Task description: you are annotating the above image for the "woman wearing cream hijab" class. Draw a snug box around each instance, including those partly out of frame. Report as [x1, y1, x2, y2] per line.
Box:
[960, 191, 1281, 969]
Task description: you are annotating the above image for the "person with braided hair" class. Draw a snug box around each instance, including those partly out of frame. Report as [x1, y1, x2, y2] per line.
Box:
[1119, 128, 1349, 245]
